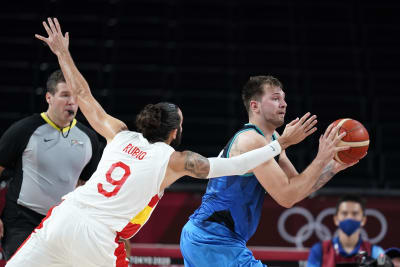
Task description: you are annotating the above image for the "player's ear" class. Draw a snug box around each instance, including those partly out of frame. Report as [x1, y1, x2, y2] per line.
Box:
[167, 129, 178, 142]
[249, 100, 259, 114]
[45, 92, 52, 105]
[333, 214, 339, 226]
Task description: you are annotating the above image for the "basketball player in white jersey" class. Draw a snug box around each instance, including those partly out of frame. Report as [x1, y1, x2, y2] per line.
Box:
[6, 18, 347, 267]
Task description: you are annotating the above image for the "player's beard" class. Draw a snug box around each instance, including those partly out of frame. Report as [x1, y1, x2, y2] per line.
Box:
[275, 117, 285, 127]
[170, 127, 182, 148]
[265, 114, 285, 128]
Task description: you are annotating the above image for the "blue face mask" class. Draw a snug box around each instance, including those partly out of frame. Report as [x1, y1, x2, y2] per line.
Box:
[339, 218, 361, 236]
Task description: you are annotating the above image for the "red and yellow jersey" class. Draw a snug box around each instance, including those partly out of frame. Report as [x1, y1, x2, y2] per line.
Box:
[63, 130, 175, 239]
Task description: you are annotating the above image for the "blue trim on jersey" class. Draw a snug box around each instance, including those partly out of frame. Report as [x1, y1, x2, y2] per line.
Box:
[226, 127, 260, 177]
[226, 124, 271, 177]
[226, 128, 255, 159]
[244, 123, 265, 137]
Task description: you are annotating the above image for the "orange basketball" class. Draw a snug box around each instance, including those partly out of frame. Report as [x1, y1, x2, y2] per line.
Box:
[331, 118, 369, 164]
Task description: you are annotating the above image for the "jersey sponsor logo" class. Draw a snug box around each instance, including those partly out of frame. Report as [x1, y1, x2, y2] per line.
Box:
[122, 144, 147, 160]
[43, 138, 54, 142]
[71, 139, 84, 146]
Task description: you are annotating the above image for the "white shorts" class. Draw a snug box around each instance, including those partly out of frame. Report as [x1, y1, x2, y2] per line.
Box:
[6, 199, 129, 267]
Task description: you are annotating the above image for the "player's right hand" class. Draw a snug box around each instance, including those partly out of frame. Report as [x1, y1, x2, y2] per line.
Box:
[35, 17, 69, 57]
[316, 124, 350, 165]
[279, 112, 317, 149]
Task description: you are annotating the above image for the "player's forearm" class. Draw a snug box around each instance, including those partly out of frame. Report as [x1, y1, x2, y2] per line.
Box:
[308, 161, 336, 193]
[57, 50, 91, 99]
[56, 50, 111, 130]
[281, 159, 334, 206]
[206, 140, 282, 178]
[278, 152, 299, 178]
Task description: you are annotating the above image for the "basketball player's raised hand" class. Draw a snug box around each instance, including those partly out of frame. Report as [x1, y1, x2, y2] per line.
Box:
[316, 124, 350, 166]
[35, 18, 69, 57]
[279, 112, 318, 149]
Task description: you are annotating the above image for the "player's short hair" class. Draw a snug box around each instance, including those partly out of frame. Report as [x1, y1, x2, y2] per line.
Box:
[335, 195, 366, 216]
[46, 70, 66, 95]
[241, 75, 282, 114]
[136, 102, 180, 143]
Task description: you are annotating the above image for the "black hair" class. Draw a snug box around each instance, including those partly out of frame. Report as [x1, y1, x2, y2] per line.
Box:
[136, 102, 180, 143]
[335, 195, 366, 216]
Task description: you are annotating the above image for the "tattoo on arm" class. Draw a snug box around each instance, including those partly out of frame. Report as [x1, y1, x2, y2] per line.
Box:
[312, 163, 335, 191]
[184, 151, 210, 178]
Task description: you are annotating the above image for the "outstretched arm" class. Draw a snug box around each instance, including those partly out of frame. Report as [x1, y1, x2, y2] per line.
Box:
[35, 18, 127, 142]
[160, 140, 283, 191]
[159, 115, 317, 191]
[224, 113, 356, 208]
[252, 124, 355, 208]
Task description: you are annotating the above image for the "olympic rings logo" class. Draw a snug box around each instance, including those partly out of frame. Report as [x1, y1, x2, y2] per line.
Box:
[277, 207, 387, 248]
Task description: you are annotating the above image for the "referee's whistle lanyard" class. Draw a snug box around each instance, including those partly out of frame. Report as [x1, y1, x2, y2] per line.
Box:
[46, 112, 73, 138]
[61, 120, 73, 138]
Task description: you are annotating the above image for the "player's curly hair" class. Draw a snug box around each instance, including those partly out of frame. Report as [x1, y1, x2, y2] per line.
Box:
[242, 75, 282, 114]
[46, 70, 66, 95]
[136, 102, 180, 143]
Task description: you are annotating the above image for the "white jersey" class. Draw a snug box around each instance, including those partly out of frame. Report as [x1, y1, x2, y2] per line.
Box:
[63, 130, 175, 239]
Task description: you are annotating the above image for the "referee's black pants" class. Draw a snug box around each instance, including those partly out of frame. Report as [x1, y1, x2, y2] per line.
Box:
[1, 201, 44, 260]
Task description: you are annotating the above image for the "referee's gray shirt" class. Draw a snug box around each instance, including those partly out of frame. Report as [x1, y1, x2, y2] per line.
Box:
[0, 113, 101, 215]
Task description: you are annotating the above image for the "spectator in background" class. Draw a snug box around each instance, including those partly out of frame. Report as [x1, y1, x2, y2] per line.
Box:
[0, 70, 101, 260]
[307, 195, 385, 267]
[386, 248, 400, 267]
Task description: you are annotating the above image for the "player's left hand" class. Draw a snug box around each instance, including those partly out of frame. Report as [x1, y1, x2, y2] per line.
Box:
[35, 17, 69, 56]
[279, 112, 318, 149]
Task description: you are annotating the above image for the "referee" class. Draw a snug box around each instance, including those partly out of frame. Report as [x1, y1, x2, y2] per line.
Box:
[0, 70, 101, 260]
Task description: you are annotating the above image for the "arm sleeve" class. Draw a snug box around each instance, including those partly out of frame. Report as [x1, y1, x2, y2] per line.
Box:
[0, 117, 36, 169]
[79, 127, 102, 181]
[206, 140, 281, 178]
[307, 242, 323, 267]
[371, 245, 385, 259]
